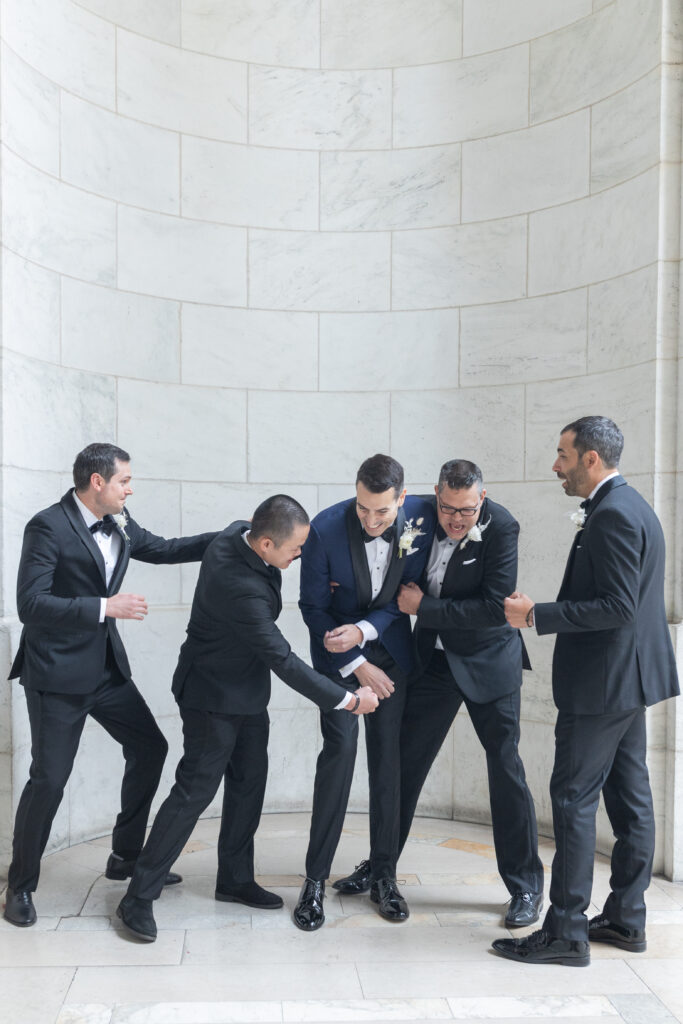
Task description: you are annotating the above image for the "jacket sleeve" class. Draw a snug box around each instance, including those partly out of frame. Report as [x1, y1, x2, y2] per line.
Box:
[16, 519, 101, 630]
[225, 581, 350, 711]
[127, 514, 218, 564]
[416, 519, 517, 631]
[534, 508, 640, 635]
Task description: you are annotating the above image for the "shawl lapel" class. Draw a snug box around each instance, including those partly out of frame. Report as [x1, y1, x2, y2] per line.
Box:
[60, 490, 107, 587]
[370, 506, 406, 610]
[345, 500, 373, 610]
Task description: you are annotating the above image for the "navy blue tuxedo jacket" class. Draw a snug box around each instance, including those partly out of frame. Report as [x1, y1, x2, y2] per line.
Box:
[535, 476, 679, 715]
[299, 495, 436, 676]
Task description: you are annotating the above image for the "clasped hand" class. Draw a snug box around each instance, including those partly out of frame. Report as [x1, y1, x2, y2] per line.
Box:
[504, 591, 534, 628]
[324, 624, 363, 653]
[397, 581, 424, 615]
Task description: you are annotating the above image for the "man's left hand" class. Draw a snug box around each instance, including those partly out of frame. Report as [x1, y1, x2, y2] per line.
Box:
[504, 591, 535, 628]
[324, 624, 363, 653]
[398, 582, 424, 615]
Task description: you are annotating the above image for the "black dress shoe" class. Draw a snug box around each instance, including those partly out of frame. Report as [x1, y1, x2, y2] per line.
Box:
[105, 853, 182, 887]
[215, 881, 283, 909]
[370, 878, 409, 922]
[332, 859, 372, 894]
[116, 894, 157, 942]
[3, 888, 37, 927]
[293, 878, 325, 931]
[588, 914, 646, 952]
[492, 929, 590, 966]
[505, 891, 544, 928]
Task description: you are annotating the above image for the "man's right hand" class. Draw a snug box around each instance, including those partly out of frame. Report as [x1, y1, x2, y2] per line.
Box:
[105, 593, 148, 620]
[353, 660, 395, 699]
[351, 685, 379, 715]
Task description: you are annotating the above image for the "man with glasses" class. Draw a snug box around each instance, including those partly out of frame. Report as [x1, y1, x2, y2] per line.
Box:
[396, 459, 544, 927]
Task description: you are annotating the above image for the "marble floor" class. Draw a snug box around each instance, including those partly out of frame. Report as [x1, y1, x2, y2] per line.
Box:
[2, 813, 683, 1024]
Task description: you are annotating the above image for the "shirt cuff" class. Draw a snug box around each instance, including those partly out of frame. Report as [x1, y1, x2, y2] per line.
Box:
[355, 620, 378, 647]
[100, 598, 107, 623]
[339, 654, 366, 678]
[334, 690, 355, 711]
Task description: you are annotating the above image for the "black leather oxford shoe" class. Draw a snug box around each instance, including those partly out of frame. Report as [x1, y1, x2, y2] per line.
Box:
[370, 878, 409, 922]
[215, 880, 283, 909]
[505, 891, 544, 928]
[492, 929, 590, 966]
[293, 878, 325, 931]
[3, 887, 37, 927]
[332, 859, 372, 894]
[588, 914, 646, 952]
[116, 894, 157, 942]
[106, 853, 182, 887]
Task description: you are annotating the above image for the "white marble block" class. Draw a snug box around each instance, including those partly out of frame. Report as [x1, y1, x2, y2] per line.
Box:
[591, 69, 661, 191]
[3, 148, 116, 285]
[249, 230, 391, 312]
[461, 112, 589, 222]
[181, 0, 320, 67]
[117, 380, 247, 482]
[76, 0, 181, 45]
[249, 66, 392, 150]
[117, 29, 247, 141]
[248, 391, 390, 483]
[320, 145, 460, 231]
[182, 137, 318, 230]
[117, 207, 247, 305]
[319, 310, 460, 391]
[321, 0, 462, 68]
[2, 250, 60, 363]
[460, 291, 587, 386]
[1, 43, 60, 175]
[61, 279, 180, 383]
[394, 46, 528, 147]
[463, 0, 592, 55]
[181, 306, 317, 390]
[588, 265, 658, 372]
[392, 218, 527, 309]
[61, 93, 180, 213]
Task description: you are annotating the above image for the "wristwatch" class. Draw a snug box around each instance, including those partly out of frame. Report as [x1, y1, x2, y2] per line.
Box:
[350, 692, 361, 712]
[525, 605, 535, 628]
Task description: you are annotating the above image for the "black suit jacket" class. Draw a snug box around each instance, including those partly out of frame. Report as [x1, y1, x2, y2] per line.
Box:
[9, 490, 217, 694]
[414, 496, 529, 704]
[535, 476, 679, 715]
[172, 521, 348, 716]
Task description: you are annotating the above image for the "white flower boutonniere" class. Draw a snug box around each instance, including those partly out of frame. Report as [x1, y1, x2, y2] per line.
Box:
[459, 515, 491, 550]
[569, 508, 586, 531]
[398, 517, 425, 558]
[112, 511, 130, 541]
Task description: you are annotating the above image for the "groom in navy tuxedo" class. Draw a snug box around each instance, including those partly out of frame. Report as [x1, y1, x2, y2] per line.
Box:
[293, 454, 435, 929]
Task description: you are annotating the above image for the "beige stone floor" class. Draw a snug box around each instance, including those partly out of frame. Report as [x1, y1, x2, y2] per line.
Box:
[2, 812, 683, 1024]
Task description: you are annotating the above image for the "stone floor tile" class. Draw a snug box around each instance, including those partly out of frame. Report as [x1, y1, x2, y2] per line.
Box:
[0, 928, 184, 967]
[0, 967, 76, 1024]
[445, 994, 618, 1017]
[56, 1005, 113, 1024]
[283, 998, 453, 1021]
[109, 1001, 282, 1022]
[627, 960, 683, 1021]
[608, 992, 680, 1023]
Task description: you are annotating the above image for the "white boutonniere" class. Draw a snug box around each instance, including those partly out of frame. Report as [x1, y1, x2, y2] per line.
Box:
[398, 517, 425, 558]
[459, 515, 491, 550]
[569, 508, 586, 531]
[112, 511, 129, 541]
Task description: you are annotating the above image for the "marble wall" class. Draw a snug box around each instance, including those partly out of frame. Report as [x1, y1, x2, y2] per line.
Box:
[1, 0, 681, 876]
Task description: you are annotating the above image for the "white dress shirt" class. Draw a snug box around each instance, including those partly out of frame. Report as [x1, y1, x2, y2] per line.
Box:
[425, 532, 459, 650]
[339, 534, 392, 678]
[586, 470, 619, 502]
[73, 492, 121, 623]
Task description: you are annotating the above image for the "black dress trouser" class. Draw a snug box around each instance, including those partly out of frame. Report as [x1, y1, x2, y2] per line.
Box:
[9, 651, 168, 892]
[128, 705, 269, 901]
[305, 644, 407, 882]
[398, 648, 544, 896]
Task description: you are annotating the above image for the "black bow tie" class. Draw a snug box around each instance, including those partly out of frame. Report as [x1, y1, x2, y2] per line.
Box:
[580, 498, 592, 511]
[362, 526, 394, 544]
[436, 523, 449, 542]
[90, 517, 115, 536]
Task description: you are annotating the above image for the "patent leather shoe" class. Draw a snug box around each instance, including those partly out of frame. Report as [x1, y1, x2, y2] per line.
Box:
[589, 914, 646, 952]
[106, 853, 182, 887]
[215, 880, 283, 909]
[3, 887, 37, 927]
[332, 859, 372, 894]
[116, 894, 157, 942]
[492, 929, 590, 966]
[293, 878, 325, 931]
[505, 891, 543, 928]
[370, 877, 409, 922]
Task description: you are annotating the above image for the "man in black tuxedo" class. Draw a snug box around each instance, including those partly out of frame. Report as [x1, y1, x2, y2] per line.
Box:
[117, 494, 378, 942]
[396, 459, 543, 927]
[496, 416, 679, 967]
[4, 443, 217, 928]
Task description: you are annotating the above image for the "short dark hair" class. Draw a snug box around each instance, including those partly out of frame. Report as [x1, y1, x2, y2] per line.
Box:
[73, 443, 131, 491]
[250, 494, 310, 546]
[562, 415, 623, 469]
[438, 459, 483, 492]
[356, 454, 404, 496]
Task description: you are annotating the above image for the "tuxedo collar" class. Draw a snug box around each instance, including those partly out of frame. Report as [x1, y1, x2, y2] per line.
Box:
[60, 489, 107, 586]
[232, 522, 282, 587]
[440, 497, 491, 591]
[344, 499, 405, 612]
[585, 475, 625, 516]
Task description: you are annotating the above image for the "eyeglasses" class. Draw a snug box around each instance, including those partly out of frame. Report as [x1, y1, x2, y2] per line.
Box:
[438, 499, 481, 518]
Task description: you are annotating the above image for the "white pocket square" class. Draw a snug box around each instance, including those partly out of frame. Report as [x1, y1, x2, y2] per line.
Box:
[462, 558, 477, 565]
